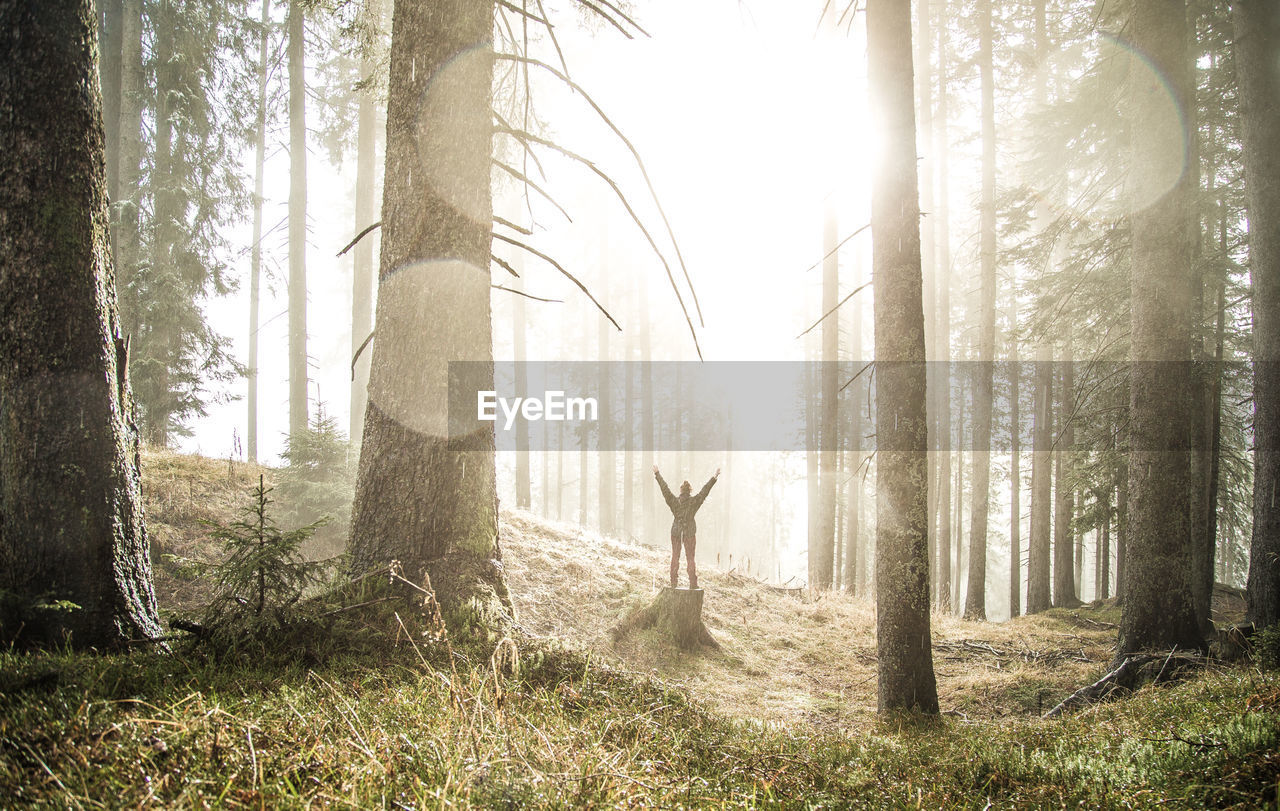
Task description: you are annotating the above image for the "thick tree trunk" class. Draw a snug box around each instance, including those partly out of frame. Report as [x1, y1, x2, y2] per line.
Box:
[1027, 346, 1053, 613]
[1235, 0, 1280, 629]
[868, 0, 939, 714]
[348, 0, 511, 626]
[350, 0, 381, 449]
[287, 0, 309, 439]
[1120, 0, 1203, 653]
[964, 0, 996, 622]
[0, 0, 162, 648]
[248, 0, 270, 464]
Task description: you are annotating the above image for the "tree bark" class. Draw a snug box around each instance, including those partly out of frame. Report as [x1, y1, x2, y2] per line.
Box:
[348, 0, 511, 626]
[0, 0, 162, 648]
[1235, 0, 1280, 629]
[1120, 0, 1203, 654]
[868, 0, 939, 714]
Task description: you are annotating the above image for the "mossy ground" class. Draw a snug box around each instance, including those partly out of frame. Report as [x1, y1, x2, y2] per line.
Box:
[2, 451, 1276, 807]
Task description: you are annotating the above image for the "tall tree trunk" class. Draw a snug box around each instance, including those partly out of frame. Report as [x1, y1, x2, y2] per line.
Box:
[0, 0, 162, 648]
[964, 0, 996, 621]
[287, 0, 309, 439]
[623, 316, 635, 537]
[1053, 353, 1079, 607]
[514, 272, 531, 511]
[1009, 347, 1021, 617]
[640, 275, 655, 543]
[933, 0, 953, 615]
[1027, 345, 1053, 613]
[868, 0, 939, 714]
[97, 0, 122, 213]
[1115, 448, 1128, 600]
[1235, 0, 1280, 629]
[147, 0, 178, 447]
[846, 257, 864, 594]
[350, 0, 381, 448]
[914, 0, 936, 602]
[1120, 0, 1203, 653]
[348, 0, 511, 624]
[248, 0, 270, 464]
[818, 206, 839, 589]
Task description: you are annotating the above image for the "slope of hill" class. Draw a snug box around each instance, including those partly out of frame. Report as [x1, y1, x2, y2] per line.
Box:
[1, 451, 1276, 808]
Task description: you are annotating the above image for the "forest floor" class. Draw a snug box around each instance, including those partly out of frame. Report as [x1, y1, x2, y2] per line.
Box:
[2, 450, 1277, 807]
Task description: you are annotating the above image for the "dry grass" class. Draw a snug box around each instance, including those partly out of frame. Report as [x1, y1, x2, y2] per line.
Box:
[500, 508, 1119, 730]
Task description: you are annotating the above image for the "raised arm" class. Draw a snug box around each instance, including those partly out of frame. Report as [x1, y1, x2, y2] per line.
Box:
[692, 468, 721, 511]
[653, 465, 677, 510]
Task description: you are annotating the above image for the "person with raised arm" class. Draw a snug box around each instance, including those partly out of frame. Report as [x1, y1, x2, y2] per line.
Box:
[653, 464, 720, 589]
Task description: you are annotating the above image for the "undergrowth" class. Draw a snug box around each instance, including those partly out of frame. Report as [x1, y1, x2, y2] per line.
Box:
[1, 640, 1277, 808]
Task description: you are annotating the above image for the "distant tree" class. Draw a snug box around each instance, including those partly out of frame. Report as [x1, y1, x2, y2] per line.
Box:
[867, 0, 939, 714]
[932, 0, 953, 614]
[0, 0, 162, 648]
[963, 0, 996, 622]
[1053, 355, 1080, 607]
[1236, 0, 1280, 628]
[348, 0, 512, 625]
[1027, 346, 1053, 613]
[288, 0, 309, 440]
[247, 0, 273, 463]
[1118, 0, 1203, 653]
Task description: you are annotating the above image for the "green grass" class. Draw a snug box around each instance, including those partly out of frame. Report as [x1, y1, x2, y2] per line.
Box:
[2, 640, 1278, 808]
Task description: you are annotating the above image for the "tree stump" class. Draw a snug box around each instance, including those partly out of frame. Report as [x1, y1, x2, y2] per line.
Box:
[613, 588, 719, 651]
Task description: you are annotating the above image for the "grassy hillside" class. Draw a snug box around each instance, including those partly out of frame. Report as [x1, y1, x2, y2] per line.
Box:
[2, 451, 1277, 807]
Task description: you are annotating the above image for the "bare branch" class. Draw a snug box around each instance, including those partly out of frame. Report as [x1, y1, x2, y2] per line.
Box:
[496, 124, 700, 359]
[492, 231, 619, 330]
[493, 54, 704, 329]
[490, 253, 521, 278]
[799, 222, 870, 273]
[337, 220, 382, 258]
[493, 215, 532, 235]
[570, 0, 634, 39]
[493, 159, 573, 223]
[839, 360, 874, 394]
[588, 0, 650, 37]
[491, 283, 563, 303]
[496, 0, 552, 27]
[351, 330, 375, 381]
[493, 109, 549, 180]
[796, 280, 872, 339]
[533, 0, 571, 80]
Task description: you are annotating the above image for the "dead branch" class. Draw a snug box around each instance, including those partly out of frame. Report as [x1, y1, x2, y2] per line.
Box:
[533, 0, 570, 79]
[337, 220, 383, 258]
[492, 54, 704, 328]
[495, 0, 552, 27]
[493, 159, 574, 222]
[350, 330, 375, 381]
[493, 109, 549, 181]
[493, 215, 533, 235]
[586, 0, 650, 37]
[492, 231, 619, 329]
[496, 125, 698, 356]
[798, 222, 870, 273]
[1043, 652, 1204, 718]
[796, 280, 872, 339]
[492, 283, 563, 303]
[571, 0, 634, 39]
[490, 253, 521, 279]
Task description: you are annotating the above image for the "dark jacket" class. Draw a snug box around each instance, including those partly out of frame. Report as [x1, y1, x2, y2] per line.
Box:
[655, 471, 717, 541]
